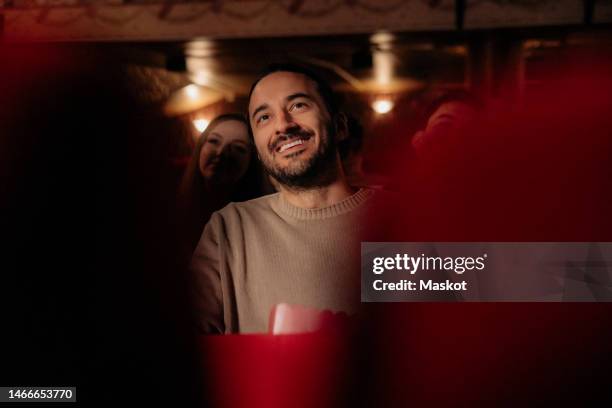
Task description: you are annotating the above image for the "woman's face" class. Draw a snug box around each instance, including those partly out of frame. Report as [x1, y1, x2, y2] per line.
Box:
[198, 120, 251, 186]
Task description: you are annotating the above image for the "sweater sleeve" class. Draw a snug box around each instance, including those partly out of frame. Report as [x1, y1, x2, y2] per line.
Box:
[190, 212, 225, 334]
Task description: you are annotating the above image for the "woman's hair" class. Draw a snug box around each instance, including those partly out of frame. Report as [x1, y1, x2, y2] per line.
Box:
[179, 113, 263, 216]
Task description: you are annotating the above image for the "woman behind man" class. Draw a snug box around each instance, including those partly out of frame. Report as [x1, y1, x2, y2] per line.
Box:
[179, 113, 268, 251]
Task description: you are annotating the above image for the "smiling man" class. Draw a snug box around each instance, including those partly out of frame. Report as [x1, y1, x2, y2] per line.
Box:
[248, 69, 342, 196]
[191, 65, 377, 333]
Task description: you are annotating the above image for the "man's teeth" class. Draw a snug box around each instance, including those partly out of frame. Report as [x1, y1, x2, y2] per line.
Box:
[278, 139, 305, 153]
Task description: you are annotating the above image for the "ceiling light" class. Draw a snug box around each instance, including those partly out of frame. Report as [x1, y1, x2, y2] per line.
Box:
[193, 118, 210, 133]
[372, 99, 394, 114]
[185, 84, 200, 100]
[370, 31, 394, 49]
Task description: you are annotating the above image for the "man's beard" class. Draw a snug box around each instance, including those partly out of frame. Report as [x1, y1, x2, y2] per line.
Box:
[260, 123, 339, 190]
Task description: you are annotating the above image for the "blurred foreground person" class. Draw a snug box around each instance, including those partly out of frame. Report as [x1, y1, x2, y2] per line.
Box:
[356, 52, 612, 407]
[179, 113, 265, 252]
[0, 44, 203, 406]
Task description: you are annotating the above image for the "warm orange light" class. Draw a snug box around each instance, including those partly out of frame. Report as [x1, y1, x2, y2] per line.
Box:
[185, 84, 201, 100]
[193, 118, 210, 133]
[372, 99, 394, 114]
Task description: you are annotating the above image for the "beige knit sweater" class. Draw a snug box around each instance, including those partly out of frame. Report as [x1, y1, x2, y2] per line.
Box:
[191, 188, 375, 334]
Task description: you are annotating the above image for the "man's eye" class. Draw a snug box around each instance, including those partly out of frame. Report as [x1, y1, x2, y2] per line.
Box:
[291, 102, 308, 111]
[207, 138, 220, 145]
[257, 114, 270, 124]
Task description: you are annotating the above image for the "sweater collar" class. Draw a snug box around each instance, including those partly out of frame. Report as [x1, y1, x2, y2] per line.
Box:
[274, 188, 374, 220]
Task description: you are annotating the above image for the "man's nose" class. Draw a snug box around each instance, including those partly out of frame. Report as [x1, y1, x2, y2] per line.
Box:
[275, 110, 297, 135]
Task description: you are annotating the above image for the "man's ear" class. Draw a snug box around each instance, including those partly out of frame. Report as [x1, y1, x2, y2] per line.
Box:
[334, 112, 349, 143]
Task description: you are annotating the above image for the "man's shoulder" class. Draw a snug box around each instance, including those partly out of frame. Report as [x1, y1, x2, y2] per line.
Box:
[360, 187, 402, 219]
[368, 187, 400, 202]
[215, 193, 280, 220]
[356, 186, 398, 208]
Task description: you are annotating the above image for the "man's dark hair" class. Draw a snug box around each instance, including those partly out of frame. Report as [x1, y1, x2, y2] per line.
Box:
[248, 63, 339, 119]
[338, 113, 363, 159]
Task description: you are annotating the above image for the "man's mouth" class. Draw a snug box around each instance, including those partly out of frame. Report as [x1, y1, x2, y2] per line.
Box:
[274, 134, 312, 154]
[277, 138, 307, 153]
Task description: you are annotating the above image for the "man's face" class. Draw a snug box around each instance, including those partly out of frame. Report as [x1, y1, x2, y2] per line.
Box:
[248, 71, 337, 188]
